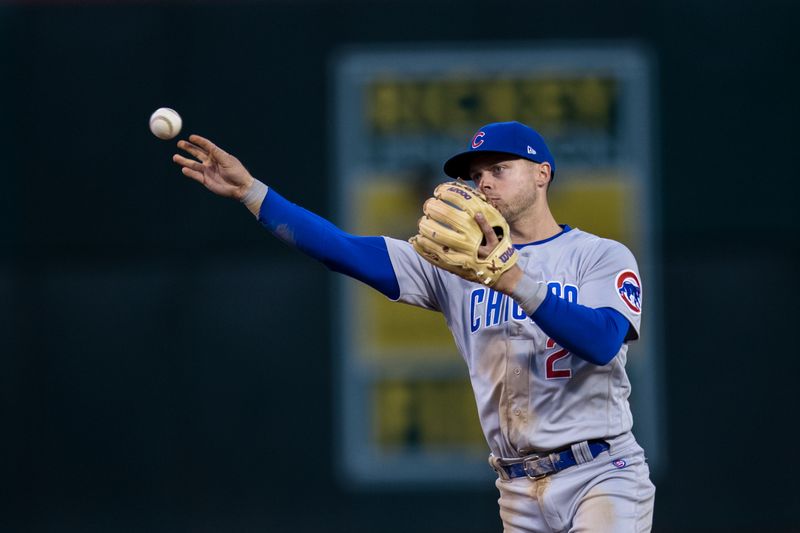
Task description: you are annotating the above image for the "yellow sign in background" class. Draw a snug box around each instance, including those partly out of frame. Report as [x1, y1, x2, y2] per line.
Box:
[354, 173, 635, 450]
[336, 48, 658, 483]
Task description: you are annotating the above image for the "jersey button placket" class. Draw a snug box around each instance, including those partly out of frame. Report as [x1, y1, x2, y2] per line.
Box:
[505, 326, 532, 443]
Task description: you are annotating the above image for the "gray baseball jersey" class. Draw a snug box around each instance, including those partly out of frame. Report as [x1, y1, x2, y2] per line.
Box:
[384, 226, 643, 458]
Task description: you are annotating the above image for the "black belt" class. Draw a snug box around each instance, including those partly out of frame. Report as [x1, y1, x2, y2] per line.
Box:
[492, 440, 609, 480]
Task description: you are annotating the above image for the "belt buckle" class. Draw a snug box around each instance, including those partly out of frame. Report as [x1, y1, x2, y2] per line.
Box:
[522, 455, 550, 481]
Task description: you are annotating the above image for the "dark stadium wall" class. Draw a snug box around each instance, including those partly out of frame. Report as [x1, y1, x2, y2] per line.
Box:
[1, 1, 797, 532]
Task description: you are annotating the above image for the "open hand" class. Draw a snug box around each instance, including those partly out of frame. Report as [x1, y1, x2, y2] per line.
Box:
[173, 135, 254, 200]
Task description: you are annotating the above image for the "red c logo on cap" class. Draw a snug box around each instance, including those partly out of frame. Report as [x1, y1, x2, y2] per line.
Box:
[471, 131, 485, 149]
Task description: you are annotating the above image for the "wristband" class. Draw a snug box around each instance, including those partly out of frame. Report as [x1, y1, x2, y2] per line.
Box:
[241, 178, 269, 217]
[511, 272, 548, 316]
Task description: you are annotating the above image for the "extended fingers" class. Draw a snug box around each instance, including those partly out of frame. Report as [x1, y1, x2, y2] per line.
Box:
[177, 139, 209, 162]
[172, 153, 204, 172]
[180, 165, 205, 184]
[188, 134, 220, 155]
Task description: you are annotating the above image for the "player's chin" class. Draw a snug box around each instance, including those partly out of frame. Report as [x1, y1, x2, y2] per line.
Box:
[490, 200, 508, 216]
[498, 205, 519, 222]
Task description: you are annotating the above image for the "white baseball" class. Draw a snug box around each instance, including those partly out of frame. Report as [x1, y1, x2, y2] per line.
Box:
[149, 107, 182, 140]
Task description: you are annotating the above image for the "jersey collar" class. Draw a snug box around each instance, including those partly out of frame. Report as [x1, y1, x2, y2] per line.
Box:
[513, 224, 572, 249]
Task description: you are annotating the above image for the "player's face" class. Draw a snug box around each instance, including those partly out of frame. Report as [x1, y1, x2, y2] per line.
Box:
[469, 154, 542, 224]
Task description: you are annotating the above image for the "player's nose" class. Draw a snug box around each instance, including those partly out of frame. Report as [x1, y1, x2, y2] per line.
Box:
[475, 173, 494, 191]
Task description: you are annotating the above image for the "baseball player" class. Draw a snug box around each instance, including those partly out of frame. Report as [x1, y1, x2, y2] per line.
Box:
[173, 121, 655, 532]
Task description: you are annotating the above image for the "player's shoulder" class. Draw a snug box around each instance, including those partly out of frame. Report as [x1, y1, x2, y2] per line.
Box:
[573, 227, 632, 249]
[567, 228, 637, 265]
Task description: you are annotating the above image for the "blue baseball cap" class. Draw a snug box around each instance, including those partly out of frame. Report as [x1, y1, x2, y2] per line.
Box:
[443, 121, 556, 180]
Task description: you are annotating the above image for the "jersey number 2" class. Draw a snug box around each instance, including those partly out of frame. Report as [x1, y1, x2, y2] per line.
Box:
[545, 338, 572, 380]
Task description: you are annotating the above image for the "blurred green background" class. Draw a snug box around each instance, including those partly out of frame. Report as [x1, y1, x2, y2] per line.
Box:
[1, 1, 797, 532]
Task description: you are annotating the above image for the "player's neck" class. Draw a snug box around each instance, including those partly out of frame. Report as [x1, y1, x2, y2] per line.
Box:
[509, 204, 562, 244]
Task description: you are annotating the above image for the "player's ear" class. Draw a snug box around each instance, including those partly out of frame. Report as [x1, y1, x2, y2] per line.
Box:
[534, 162, 552, 188]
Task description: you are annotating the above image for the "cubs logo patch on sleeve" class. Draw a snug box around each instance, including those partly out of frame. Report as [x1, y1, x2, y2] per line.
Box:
[615, 270, 642, 314]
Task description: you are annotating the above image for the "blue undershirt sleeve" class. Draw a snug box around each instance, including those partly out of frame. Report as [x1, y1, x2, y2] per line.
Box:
[257, 188, 400, 300]
[531, 292, 631, 365]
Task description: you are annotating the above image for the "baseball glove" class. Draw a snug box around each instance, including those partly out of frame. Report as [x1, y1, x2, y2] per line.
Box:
[409, 181, 518, 286]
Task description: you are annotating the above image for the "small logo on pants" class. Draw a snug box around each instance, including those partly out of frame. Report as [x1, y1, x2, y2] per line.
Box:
[612, 459, 627, 469]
